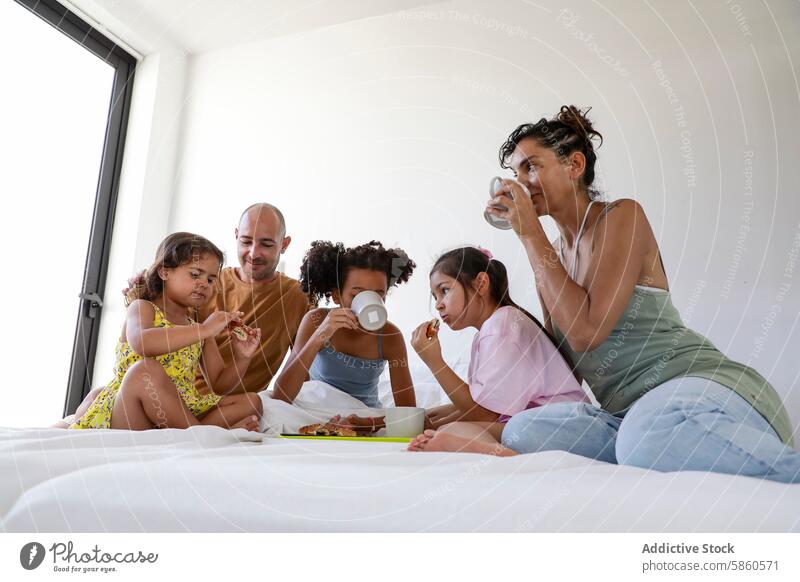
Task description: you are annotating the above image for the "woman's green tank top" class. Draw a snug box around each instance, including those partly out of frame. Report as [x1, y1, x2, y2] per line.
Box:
[551, 200, 794, 445]
[551, 286, 793, 444]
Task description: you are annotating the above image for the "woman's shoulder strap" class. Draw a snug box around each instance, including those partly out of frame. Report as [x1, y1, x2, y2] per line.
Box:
[590, 199, 626, 239]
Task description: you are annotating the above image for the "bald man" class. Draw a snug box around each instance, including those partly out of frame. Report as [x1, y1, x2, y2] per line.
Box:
[196, 204, 312, 394]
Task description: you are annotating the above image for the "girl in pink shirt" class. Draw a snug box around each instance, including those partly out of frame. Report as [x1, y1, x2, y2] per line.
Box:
[409, 246, 588, 452]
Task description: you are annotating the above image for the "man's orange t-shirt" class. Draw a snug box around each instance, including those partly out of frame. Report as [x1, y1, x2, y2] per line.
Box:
[196, 268, 312, 393]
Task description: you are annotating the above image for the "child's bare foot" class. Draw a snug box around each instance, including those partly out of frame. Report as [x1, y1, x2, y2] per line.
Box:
[231, 416, 260, 432]
[407, 429, 437, 451]
[407, 429, 515, 456]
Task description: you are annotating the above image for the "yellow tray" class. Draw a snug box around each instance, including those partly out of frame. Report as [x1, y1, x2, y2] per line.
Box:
[279, 434, 412, 443]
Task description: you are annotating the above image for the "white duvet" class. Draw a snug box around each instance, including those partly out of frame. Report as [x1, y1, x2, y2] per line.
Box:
[2, 382, 798, 532]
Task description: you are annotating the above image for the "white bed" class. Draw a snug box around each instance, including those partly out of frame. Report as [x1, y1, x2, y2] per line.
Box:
[2, 423, 799, 532]
[3, 373, 798, 533]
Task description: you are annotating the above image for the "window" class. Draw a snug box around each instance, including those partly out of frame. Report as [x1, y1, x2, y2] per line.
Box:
[0, 0, 135, 426]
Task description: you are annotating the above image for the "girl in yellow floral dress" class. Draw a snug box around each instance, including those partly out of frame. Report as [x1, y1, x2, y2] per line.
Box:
[70, 232, 263, 431]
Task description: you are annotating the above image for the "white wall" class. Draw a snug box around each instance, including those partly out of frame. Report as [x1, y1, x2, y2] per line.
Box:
[91, 49, 189, 385]
[162, 0, 800, 427]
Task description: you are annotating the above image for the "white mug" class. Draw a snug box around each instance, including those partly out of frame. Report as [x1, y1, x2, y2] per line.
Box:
[384, 407, 425, 438]
[483, 176, 532, 230]
[350, 290, 388, 331]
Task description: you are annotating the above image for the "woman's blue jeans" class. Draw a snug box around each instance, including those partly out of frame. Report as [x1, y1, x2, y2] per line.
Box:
[500, 376, 800, 483]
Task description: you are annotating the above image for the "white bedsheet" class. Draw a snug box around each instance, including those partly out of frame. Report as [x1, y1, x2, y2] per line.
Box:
[1, 423, 798, 532]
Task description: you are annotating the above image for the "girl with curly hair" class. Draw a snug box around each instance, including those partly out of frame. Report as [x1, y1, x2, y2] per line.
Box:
[273, 240, 417, 412]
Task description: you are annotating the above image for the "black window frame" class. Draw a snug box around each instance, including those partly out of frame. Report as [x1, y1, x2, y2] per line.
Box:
[14, 0, 137, 417]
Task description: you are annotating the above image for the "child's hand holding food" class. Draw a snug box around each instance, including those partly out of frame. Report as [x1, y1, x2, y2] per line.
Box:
[229, 323, 261, 359]
[201, 310, 244, 338]
[411, 318, 443, 365]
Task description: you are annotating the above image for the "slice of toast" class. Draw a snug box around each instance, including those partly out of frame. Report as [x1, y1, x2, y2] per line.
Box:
[298, 423, 358, 437]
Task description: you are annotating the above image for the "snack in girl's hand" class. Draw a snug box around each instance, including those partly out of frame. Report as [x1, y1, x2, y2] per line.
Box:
[227, 319, 255, 341]
[426, 318, 440, 339]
